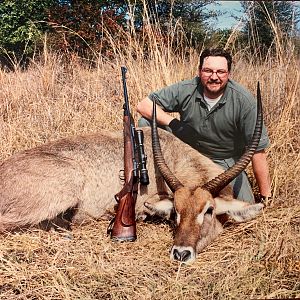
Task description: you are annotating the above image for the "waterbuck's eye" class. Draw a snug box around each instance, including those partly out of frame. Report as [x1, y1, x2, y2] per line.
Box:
[205, 207, 214, 215]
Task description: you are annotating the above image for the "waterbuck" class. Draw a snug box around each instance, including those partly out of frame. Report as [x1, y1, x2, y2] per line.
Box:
[0, 91, 264, 264]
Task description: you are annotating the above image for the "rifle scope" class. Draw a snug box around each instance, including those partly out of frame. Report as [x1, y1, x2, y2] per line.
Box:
[135, 129, 149, 185]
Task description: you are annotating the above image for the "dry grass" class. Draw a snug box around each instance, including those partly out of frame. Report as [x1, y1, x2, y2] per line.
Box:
[0, 19, 299, 299]
[0, 208, 299, 299]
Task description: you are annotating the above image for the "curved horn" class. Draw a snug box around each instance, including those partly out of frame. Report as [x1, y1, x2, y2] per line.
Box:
[151, 97, 184, 192]
[202, 82, 263, 197]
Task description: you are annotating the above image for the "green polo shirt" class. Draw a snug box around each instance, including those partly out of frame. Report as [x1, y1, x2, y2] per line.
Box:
[148, 77, 270, 160]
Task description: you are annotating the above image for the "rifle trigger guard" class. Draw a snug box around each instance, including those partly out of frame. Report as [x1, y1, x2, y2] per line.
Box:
[119, 169, 125, 182]
[114, 194, 120, 203]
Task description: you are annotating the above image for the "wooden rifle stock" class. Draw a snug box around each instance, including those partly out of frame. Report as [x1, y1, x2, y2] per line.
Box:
[110, 115, 138, 241]
[109, 67, 138, 242]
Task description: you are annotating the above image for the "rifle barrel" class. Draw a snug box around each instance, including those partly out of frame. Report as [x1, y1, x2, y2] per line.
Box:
[121, 66, 130, 116]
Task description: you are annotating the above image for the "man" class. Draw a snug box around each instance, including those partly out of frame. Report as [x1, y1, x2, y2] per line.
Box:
[137, 48, 271, 203]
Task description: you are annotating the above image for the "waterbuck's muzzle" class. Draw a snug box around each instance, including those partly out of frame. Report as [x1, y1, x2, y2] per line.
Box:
[171, 246, 195, 263]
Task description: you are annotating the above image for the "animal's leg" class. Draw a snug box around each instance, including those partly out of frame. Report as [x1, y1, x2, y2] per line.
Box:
[38, 207, 78, 231]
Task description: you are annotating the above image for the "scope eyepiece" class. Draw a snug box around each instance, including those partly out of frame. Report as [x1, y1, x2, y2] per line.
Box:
[139, 169, 149, 185]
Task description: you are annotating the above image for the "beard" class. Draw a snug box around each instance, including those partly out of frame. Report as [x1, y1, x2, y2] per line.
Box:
[204, 79, 227, 97]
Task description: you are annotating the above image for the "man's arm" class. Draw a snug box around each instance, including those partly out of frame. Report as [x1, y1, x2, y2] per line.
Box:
[251, 150, 271, 197]
[137, 97, 174, 126]
[137, 97, 200, 148]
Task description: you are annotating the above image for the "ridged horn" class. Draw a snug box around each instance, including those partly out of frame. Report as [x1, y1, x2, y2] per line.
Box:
[202, 82, 263, 197]
[151, 97, 184, 192]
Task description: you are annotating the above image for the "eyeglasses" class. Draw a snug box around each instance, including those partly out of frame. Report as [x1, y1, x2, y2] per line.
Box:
[201, 68, 228, 78]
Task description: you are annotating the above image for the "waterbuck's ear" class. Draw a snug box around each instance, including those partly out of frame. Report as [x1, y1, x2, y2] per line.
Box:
[214, 197, 264, 222]
[226, 203, 264, 223]
[144, 199, 174, 219]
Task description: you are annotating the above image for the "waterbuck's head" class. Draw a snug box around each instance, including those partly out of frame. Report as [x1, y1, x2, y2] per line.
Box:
[150, 83, 263, 264]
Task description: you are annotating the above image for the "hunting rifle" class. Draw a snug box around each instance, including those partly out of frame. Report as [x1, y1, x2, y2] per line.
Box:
[109, 66, 149, 241]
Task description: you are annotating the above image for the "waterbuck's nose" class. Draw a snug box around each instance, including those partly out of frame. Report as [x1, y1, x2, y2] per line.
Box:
[173, 249, 192, 262]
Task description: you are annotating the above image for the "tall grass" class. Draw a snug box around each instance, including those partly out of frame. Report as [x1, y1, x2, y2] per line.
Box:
[0, 7, 299, 299]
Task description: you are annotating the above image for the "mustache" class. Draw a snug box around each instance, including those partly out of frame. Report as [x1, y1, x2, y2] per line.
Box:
[208, 79, 222, 83]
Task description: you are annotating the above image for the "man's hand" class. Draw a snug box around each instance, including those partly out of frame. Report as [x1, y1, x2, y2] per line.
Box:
[252, 150, 271, 204]
[255, 193, 272, 205]
[168, 119, 199, 147]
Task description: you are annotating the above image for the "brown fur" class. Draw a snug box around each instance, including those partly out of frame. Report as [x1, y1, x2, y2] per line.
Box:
[0, 127, 228, 233]
[173, 188, 205, 249]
